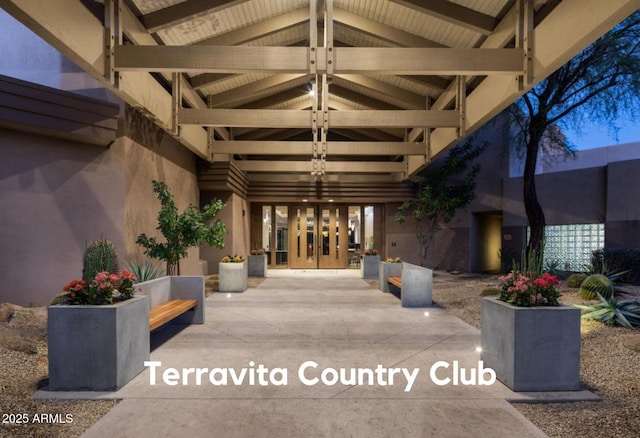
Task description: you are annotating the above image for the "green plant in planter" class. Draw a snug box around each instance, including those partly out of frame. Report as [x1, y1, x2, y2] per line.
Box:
[136, 180, 227, 275]
[124, 258, 166, 283]
[83, 238, 119, 284]
[579, 274, 614, 300]
[51, 237, 140, 305]
[575, 293, 640, 328]
[221, 255, 245, 263]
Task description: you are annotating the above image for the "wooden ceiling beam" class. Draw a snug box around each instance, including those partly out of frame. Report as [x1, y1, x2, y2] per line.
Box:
[388, 0, 498, 35]
[140, 0, 251, 33]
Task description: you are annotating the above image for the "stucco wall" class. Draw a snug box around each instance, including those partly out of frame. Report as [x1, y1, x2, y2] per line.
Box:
[199, 191, 249, 274]
[0, 129, 125, 306]
[503, 166, 606, 227]
[115, 134, 201, 277]
[0, 126, 200, 306]
[605, 159, 640, 248]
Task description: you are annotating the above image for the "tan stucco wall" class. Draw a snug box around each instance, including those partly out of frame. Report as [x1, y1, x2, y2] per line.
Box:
[199, 191, 249, 274]
[0, 127, 201, 306]
[114, 135, 201, 276]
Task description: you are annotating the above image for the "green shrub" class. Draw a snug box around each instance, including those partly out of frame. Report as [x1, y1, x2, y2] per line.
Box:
[83, 238, 119, 284]
[578, 274, 614, 300]
[480, 286, 501, 297]
[136, 180, 227, 276]
[567, 273, 587, 288]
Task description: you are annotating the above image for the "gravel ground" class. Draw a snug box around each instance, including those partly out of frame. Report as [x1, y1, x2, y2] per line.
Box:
[1, 273, 638, 437]
[431, 272, 640, 438]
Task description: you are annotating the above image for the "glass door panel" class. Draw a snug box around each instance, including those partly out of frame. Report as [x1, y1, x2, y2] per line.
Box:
[275, 206, 288, 266]
[289, 206, 316, 268]
[319, 205, 347, 269]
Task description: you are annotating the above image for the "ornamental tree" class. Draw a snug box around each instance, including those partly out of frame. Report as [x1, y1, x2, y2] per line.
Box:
[395, 139, 487, 267]
[136, 180, 227, 275]
[509, 11, 640, 258]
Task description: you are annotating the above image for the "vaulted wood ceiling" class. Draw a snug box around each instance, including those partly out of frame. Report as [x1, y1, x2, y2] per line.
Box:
[1, 0, 638, 185]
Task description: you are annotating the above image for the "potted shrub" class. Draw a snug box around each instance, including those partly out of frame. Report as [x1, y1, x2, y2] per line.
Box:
[481, 265, 581, 391]
[248, 248, 267, 277]
[136, 180, 227, 276]
[379, 257, 403, 292]
[48, 239, 149, 391]
[361, 248, 380, 278]
[219, 255, 248, 292]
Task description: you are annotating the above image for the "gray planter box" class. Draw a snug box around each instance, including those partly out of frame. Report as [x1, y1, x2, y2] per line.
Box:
[248, 255, 267, 277]
[361, 255, 380, 278]
[378, 261, 403, 292]
[481, 297, 581, 392]
[219, 261, 248, 292]
[400, 262, 433, 308]
[48, 295, 150, 391]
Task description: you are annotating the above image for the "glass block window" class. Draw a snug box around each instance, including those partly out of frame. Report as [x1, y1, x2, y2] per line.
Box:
[528, 224, 605, 271]
[527, 224, 604, 271]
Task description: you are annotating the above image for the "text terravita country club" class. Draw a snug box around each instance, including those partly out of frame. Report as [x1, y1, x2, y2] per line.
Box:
[144, 360, 497, 392]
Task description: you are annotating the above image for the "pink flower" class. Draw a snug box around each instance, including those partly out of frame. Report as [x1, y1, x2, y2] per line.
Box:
[119, 269, 137, 282]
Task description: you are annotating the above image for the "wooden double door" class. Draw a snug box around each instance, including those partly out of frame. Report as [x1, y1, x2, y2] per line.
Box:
[288, 205, 348, 269]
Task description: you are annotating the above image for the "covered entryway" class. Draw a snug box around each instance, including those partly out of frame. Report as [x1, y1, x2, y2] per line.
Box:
[289, 204, 348, 269]
[253, 204, 378, 269]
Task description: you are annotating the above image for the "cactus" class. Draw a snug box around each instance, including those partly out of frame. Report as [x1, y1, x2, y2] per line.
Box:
[83, 238, 119, 283]
[567, 273, 587, 288]
[579, 274, 614, 300]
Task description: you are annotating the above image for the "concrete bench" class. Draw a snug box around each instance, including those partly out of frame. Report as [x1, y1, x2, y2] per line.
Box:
[136, 276, 205, 331]
[387, 263, 433, 307]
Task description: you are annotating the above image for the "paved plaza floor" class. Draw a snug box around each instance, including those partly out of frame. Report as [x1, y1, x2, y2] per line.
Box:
[40, 270, 550, 437]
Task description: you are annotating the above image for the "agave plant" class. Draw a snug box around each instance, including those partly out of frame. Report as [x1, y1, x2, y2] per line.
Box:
[574, 293, 640, 328]
[124, 258, 166, 283]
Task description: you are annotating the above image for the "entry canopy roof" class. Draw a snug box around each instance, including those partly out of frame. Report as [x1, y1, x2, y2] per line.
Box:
[2, 0, 638, 183]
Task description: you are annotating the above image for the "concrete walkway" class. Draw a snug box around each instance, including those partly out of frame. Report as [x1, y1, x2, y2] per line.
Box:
[58, 271, 548, 437]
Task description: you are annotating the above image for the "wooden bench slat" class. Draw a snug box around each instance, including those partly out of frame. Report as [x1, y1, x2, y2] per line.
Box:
[149, 299, 198, 331]
[388, 276, 403, 288]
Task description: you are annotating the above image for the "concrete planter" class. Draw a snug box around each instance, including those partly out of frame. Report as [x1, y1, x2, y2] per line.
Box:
[47, 295, 150, 391]
[400, 263, 433, 308]
[219, 261, 248, 292]
[378, 261, 403, 293]
[361, 255, 380, 278]
[480, 297, 581, 392]
[248, 255, 267, 277]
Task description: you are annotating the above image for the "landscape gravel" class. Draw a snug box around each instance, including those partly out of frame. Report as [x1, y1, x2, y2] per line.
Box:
[0, 273, 638, 437]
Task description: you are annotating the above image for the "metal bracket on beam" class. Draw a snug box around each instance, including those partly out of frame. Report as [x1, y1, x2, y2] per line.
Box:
[311, 76, 319, 160]
[206, 95, 214, 160]
[325, 0, 334, 76]
[456, 76, 466, 138]
[321, 74, 328, 169]
[310, 0, 318, 74]
[104, 0, 122, 87]
[171, 72, 182, 137]
[425, 96, 432, 162]
[516, 0, 534, 90]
